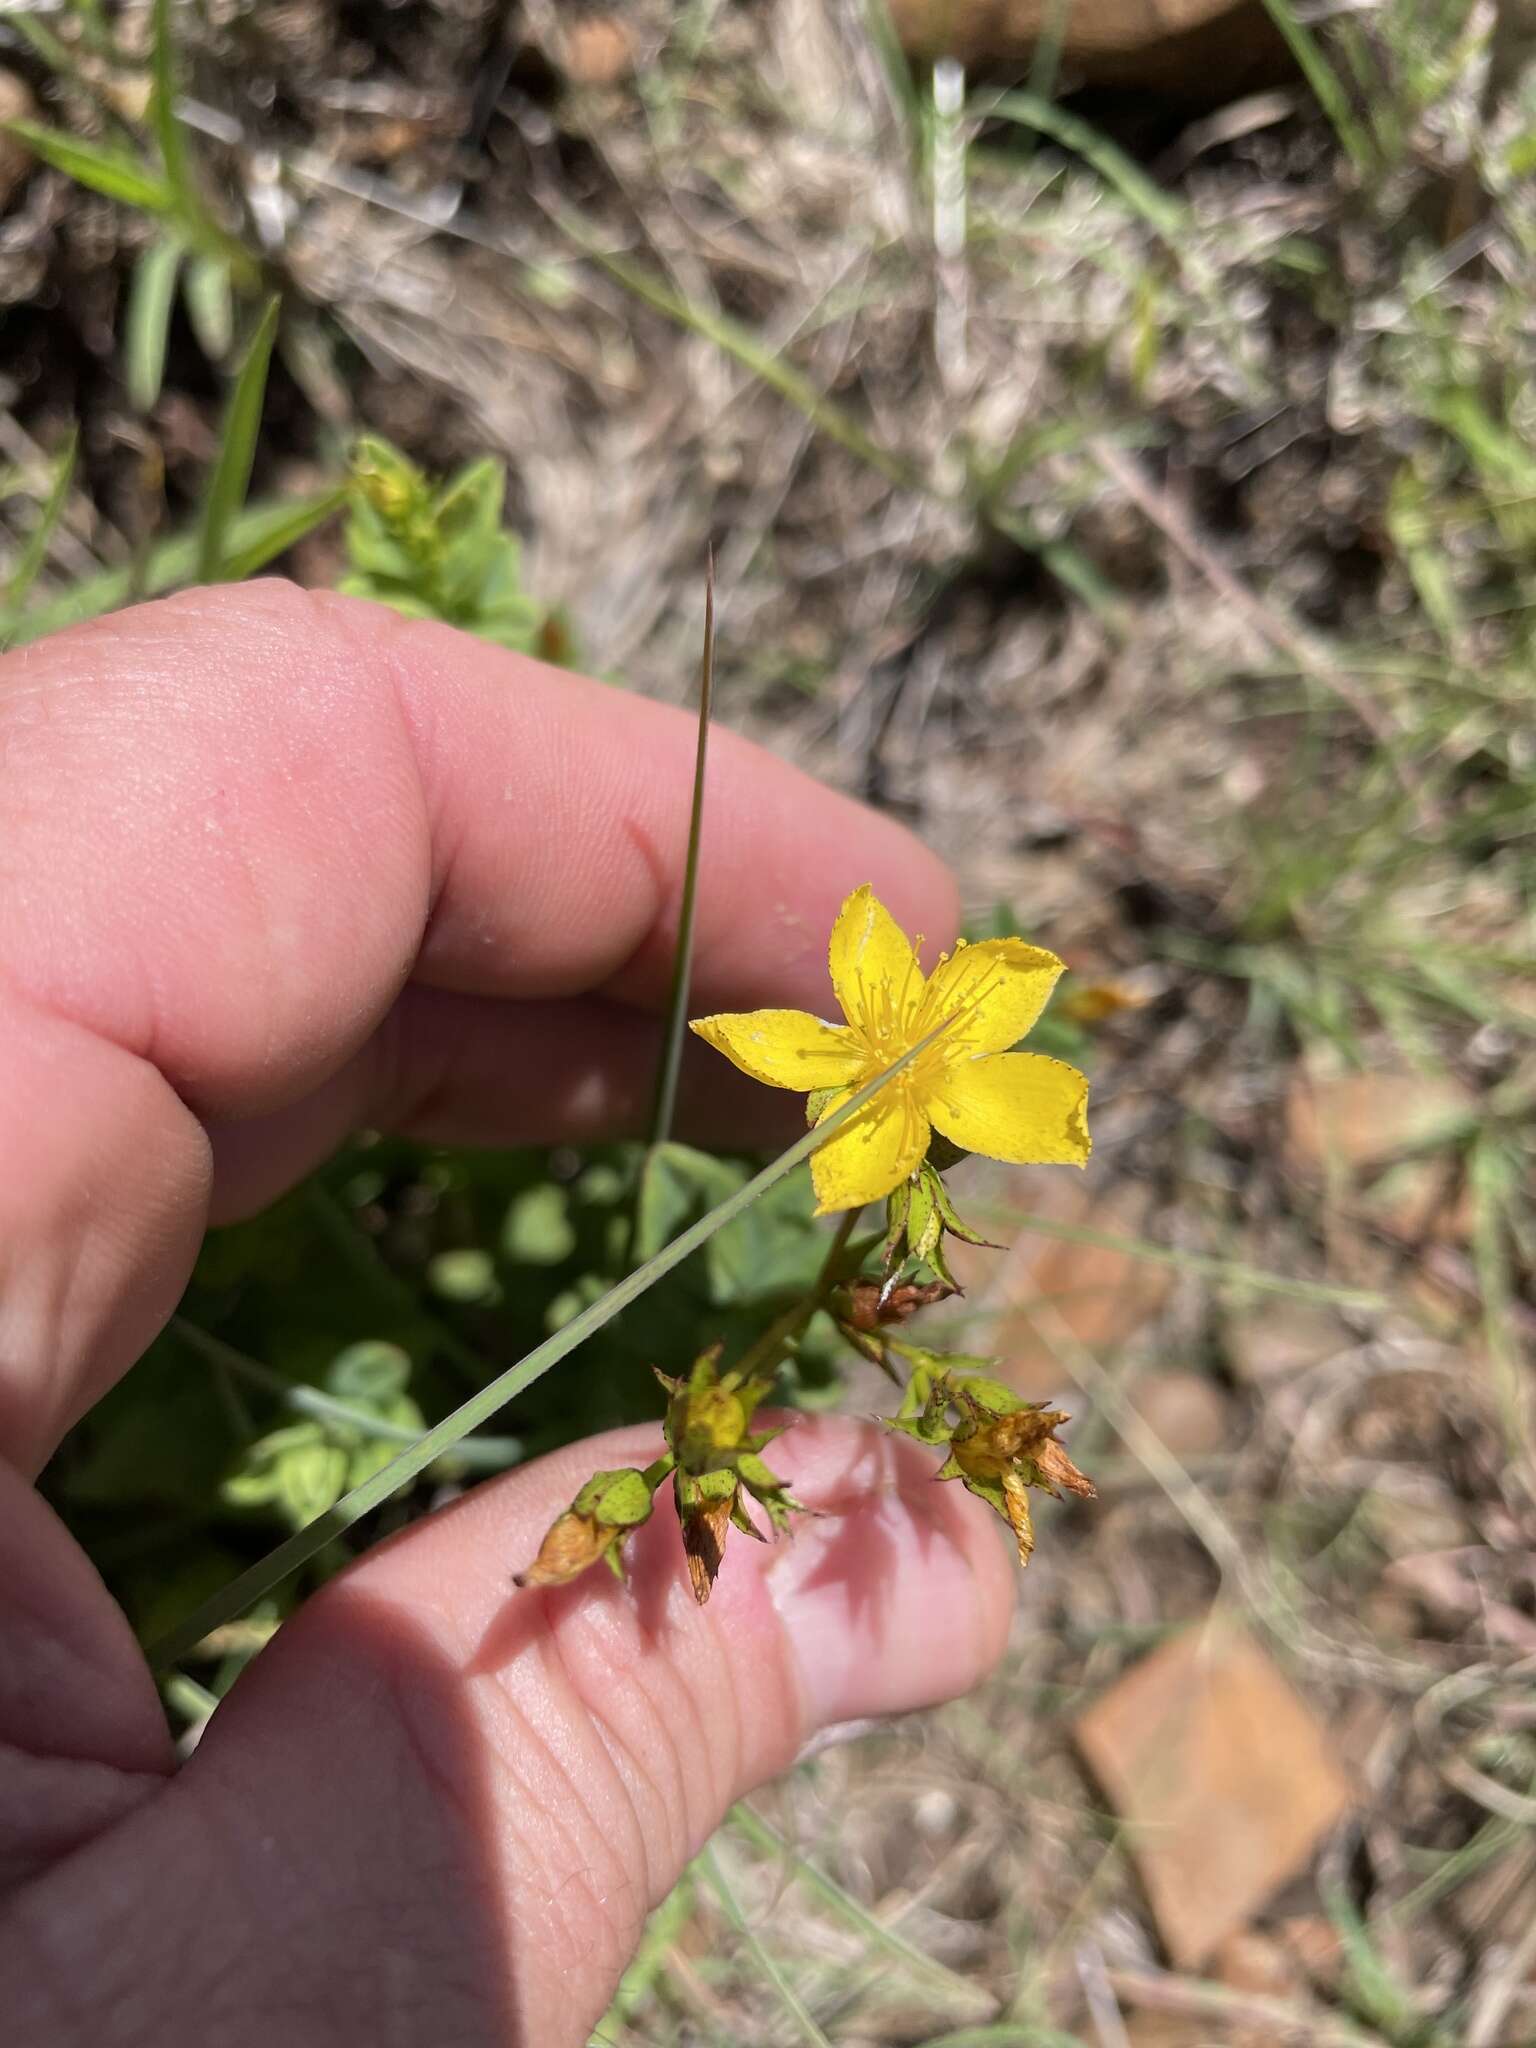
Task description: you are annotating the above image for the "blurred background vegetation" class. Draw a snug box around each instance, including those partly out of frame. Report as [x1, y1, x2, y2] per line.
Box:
[1, 1, 1534, 2042]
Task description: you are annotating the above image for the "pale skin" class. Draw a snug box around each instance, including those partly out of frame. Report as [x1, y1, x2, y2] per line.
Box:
[0, 583, 1015, 2047]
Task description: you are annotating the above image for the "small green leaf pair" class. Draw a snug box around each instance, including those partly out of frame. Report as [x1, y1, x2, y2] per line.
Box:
[222, 1344, 424, 1531]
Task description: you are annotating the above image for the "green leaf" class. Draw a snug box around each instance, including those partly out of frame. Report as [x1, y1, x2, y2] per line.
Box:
[214, 484, 348, 585]
[325, 1341, 411, 1405]
[183, 252, 235, 362]
[502, 1183, 577, 1266]
[124, 234, 182, 412]
[707, 1165, 822, 1303]
[633, 1142, 745, 1265]
[428, 1248, 499, 1303]
[4, 119, 174, 214]
[277, 1440, 351, 1526]
[196, 293, 281, 584]
[223, 1423, 324, 1507]
[1, 426, 78, 631]
[5, 490, 349, 645]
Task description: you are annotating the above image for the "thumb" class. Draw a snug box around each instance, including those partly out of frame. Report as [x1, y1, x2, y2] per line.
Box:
[7, 1419, 1012, 2048]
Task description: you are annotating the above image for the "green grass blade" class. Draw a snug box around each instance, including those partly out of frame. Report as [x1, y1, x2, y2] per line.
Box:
[861, 0, 923, 141]
[646, 552, 715, 1149]
[150, 0, 195, 208]
[986, 92, 1188, 243]
[145, 1023, 951, 1672]
[698, 1843, 833, 2048]
[1025, 0, 1073, 99]
[969, 1199, 1389, 1310]
[4, 118, 175, 213]
[214, 482, 348, 582]
[196, 293, 281, 584]
[1256, 0, 1374, 174]
[4, 490, 347, 646]
[557, 209, 923, 492]
[125, 234, 183, 411]
[6, 12, 75, 73]
[556, 210, 1118, 613]
[1, 427, 78, 631]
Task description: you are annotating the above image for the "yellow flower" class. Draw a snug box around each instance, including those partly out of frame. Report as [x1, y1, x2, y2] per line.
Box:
[690, 884, 1090, 1212]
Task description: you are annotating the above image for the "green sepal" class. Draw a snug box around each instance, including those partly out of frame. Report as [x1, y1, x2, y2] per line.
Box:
[572, 1466, 657, 1530]
[735, 1450, 784, 1495]
[930, 1170, 1001, 1249]
[882, 1178, 912, 1268]
[730, 1494, 769, 1540]
[806, 1085, 840, 1127]
[907, 1170, 941, 1264]
[837, 1320, 890, 1366]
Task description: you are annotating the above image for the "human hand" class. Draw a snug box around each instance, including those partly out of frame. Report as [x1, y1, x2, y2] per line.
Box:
[0, 583, 1014, 2046]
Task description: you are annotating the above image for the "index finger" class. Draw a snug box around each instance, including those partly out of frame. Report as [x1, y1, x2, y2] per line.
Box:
[0, 581, 956, 1467]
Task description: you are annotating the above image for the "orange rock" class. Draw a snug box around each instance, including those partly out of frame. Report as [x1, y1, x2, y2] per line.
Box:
[1072, 1615, 1351, 1969]
[886, 0, 1289, 93]
[562, 16, 635, 88]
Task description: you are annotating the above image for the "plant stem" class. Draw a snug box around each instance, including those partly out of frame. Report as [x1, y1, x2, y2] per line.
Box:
[734, 1207, 864, 1382]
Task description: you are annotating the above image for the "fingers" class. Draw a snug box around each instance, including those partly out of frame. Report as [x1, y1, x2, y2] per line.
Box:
[4, 1419, 1013, 2048]
[1, 581, 956, 1118]
[0, 583, 956, 1466]
[203, 987, 803, 1222]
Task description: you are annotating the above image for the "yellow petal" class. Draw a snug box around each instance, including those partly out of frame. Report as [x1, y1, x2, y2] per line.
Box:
[918, 938, 1065, 1060]
[810, 1084, 931, 1213]
[828, 885, 926, 1047]
[689, 1010, 863, 1091]
[925, 1052, 1090, 1166]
